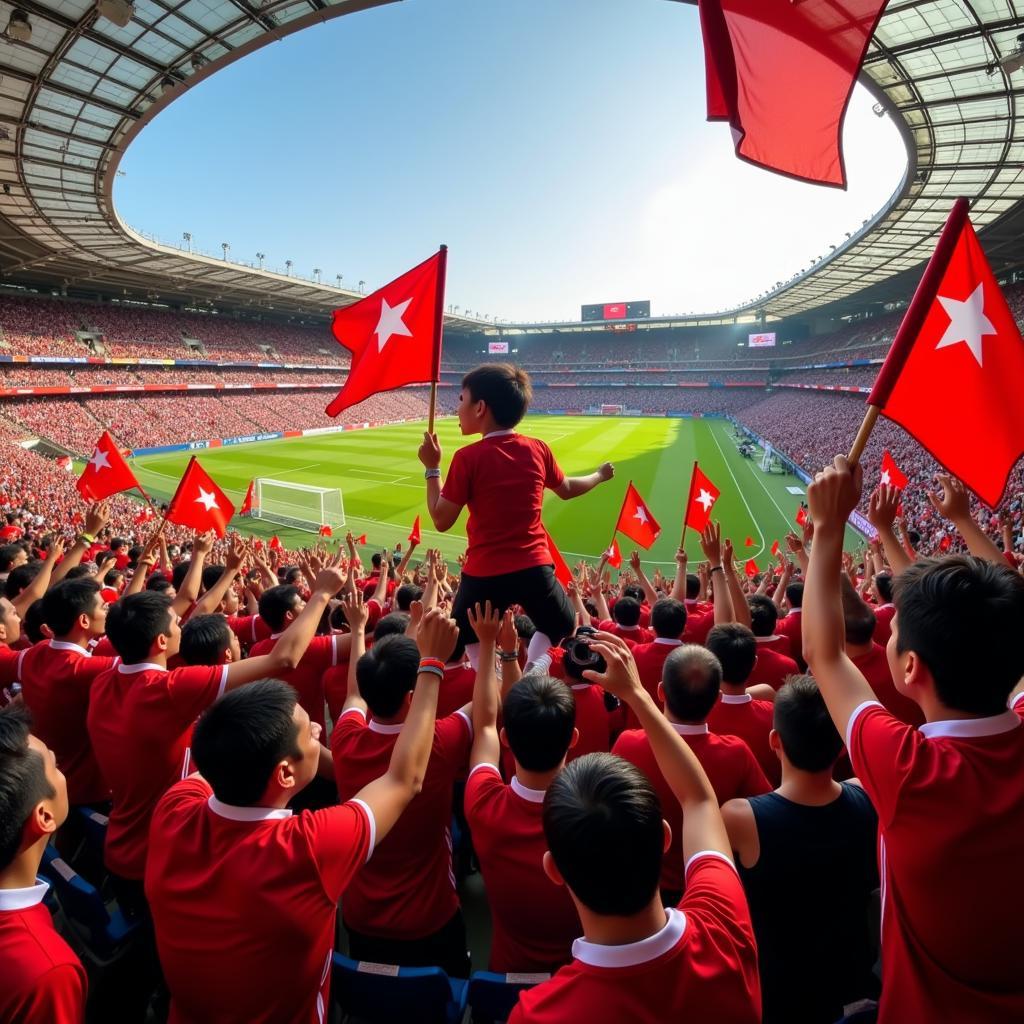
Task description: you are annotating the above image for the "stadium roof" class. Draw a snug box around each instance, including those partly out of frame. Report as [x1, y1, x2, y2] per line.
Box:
[0, 0, 1019, 325]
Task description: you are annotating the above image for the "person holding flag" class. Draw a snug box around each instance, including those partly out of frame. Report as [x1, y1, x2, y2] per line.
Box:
[418, 363, 615, 667]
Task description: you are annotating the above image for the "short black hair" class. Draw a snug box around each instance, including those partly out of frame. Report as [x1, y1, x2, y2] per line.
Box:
[875, 571, 894, 603]
[895, 556, 1024, 715]
[503, 676, 576, 771]
[355, 634, 420, 718]
[785, 581, 804, 609]
[63, 565, 92, 582]
[685, 573, 701, 600]
[258, 584, 301, 632]
[612, 596, 641, 627]
[171, 559, 191, 591]
[0, 544, 23, 573]
[103, 569, 123, 588]
[461, 363, 532, 428]
[180, 614, 233, 666]
[201, 565, 225, 592]
[661, 644, 722, 722]
[622, 585, 645, 604]
[146, 573, 174, 594]
[705, 624, 757, 685]
[746, 594, 779, 638]
[105, 591, 173, 664]
[842, 578, 877, 646]
[773, 676, 841, 772]
[650, 598, 686, 640]
[109, 537, 125, 552]
[4, 561, 40, 600]
[514, 615, 536, 642]
[0, 705, 55, 870]
[192, 680, 302, 805]
[373, 612, 410, 641]
[394, 583, 423, 611]
[42, 578, 102, 637]
[282, 566, 304, 585]
[543, 753, 663, 916]
[22, 599, 47, 645]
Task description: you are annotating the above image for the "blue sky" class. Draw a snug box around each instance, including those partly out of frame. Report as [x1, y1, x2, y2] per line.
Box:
[115, 0, 907, 321]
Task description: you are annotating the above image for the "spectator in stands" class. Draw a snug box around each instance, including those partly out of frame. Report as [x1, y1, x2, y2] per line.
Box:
[745, 595, 799, 689]
[720, 676, 879, 1024]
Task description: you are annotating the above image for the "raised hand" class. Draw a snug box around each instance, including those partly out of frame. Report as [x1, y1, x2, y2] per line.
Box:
[416, 606, 459, 663]
[341, 589, 369, 633]
[927, 473, 971, 524]
[226, 534, 246, 571]
[85, 501, 111, 537]
[580, 631, 644, 701]
[699, 521, 723, 566]
[497, 607, 518, 654]
[418, 432, 442, 470]
[193, 530, 215, 556]
[868, 484, 901, 533]
[467, 601, 501, 644]
[312, 557, 346, 597]
[806, 456, 863, 534]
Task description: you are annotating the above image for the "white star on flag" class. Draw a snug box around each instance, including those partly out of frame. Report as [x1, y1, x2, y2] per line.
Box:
[88, 447, 111, 473]
[194, 487, 220, 512]
[880, 470, 891, 486]
[934, 281, 996, 368]
[695, 488, 716, 512]
[633, 505, 649, 525]
[375, 297, 414, 352]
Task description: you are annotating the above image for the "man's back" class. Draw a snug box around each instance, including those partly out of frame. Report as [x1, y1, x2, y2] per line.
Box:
[248, 633, 341, 729]
[849, 702, 1024, 1023]
[851, 643, 924, 727]
[331, 708, 471, 938]
[145, 777, 372, 1024]
[747, 645, 799, 692]
[707, 695, 779, 786]
[508, 856, 760, 1024]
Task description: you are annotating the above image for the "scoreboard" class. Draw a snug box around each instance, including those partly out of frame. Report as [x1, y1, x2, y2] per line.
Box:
[581, 300, 651, 322]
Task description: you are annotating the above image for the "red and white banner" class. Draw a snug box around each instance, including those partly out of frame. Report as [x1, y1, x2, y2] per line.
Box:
[488, 341, 510, 354]
[748, 332, 777, 348]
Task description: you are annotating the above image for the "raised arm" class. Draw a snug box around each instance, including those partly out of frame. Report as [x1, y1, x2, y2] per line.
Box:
[802, 457, 878, 741]
[350, 607, 456, 844]
[785, 531, 809, 575]
[700, 522, 735, 625]
[928, 474, 1006, 565]
[191, 535, 246, 617]
[341, 591, 369, 715]
[867, 485, 912, 575]
[629, 550, 659, 607]
[670, 547, 688, 602]
[497, 609, 522, 701]
[171, 532, 213, 616]
[468, 602, 502, 769]
[584, 632, 731, 862]
[12, 537, 65, 618]
[52, 502, 111, 585]
[418, 432, 461, 532]
[721, 540, 751, 628]
[554, 462, 615, 500]
[772, 554, 792, 610]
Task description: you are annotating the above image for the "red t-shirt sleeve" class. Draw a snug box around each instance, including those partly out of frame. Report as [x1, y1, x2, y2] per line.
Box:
[440, 447, 470, 508]
[680, 852, 759, 973]
[0, 646, 22, 687]
[463, 763, 503, 829]
[14, 964, 87, 1024]
[303, 800, 374, 901]
[539, 440, 565, 490]
[435, 711, 473, 769]
[848, 700, 919, 827]
[167, 664, 228, 719]
[739, 749, 773, 797]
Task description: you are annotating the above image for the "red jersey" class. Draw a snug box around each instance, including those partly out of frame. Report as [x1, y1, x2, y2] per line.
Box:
[748, 641, 799, 692]
[331, 708, 471, 938]
[681, 608, 715, 645]
[751, 633, 793, 658]
[226, 613, 272, 648]
[249, 632, 343, 730]
[775, 609, 803, 665]
[20, 640, 116, 805]
[146, 777, 373, 1024]
[851, 644, 924, 728]
[0, 524, 23, 540]
[87, 661, 228, 879]
[464, 764, 579, 972]
[707, 694, 780, 787]
[613, 725, 770, 891]
[508, 854, 760, 1024]
[441, 432, 565, 577]
[438, 660, 475, 719]
[596, 620, 654, 645]
[872, 603, 896, 647]
[0, 884, 87, 1024]
[848, 701, 1024, 1024]
[0, 643, 23, 705]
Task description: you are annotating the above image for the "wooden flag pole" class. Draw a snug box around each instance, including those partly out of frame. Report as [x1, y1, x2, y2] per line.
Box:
[426, 244, 448, 436]
[680, 460, 698, 549]
[847, 405, 881, 467]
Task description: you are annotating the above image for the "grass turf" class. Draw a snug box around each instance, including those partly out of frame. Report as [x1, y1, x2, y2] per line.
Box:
[130, 416, 862, 567]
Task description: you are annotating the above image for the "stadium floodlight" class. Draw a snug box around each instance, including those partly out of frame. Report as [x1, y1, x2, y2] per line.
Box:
[335, 274, 342, 288]
[5, 10, 31, 42]
[182, 231, 192, 252]
[96, 0, 134, 28]
[358, 280, 365, 291]
[253, 479, 345, 534]
[313, 268, 321, 283]
[285, 260, 292, 275]
[221, 242, 230, 260]
[256, 251, 265, 269]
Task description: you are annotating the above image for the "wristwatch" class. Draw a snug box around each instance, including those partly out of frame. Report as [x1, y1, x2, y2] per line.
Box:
[424, 468, 441, 479]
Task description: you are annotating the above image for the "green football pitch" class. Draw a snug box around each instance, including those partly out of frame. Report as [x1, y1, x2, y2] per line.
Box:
[130, 416, 862, 568]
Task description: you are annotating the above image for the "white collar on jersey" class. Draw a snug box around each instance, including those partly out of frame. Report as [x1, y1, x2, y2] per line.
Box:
[754, 635, 781, 645]
[510, 776, 547, 803]
[368, 719, 404, 735]
[207, 795, 292, 821]
[671, 722, 709, 736]
[573, 907, 686, 968]
[919, 710, 1021, 741]
[483, 429, 515, 439]
[720, 693, 752, 705]
[0, 881, 48, 911]
[653, 638, 682, 647]
[118, 661, 166, 674]
[49, 640, 91, 656]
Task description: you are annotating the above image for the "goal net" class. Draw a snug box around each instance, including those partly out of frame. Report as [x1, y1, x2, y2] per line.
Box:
[252, 479, 346, 534]
[600, 404, 625, 415]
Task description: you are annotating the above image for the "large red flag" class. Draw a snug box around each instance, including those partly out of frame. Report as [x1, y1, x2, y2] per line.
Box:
[868, 198, 1024, 507]
[239, 480, 255, 516]
[879, 450, 908, 491]
[698, 0, 887, 188]
[684, 465, 721, 532]
[165, 458, 235, 538]
[541, 526, 572, 588]
[77, 431, 140, 502]
[615, 482, 661, 549]
[325, 249, 447, 417]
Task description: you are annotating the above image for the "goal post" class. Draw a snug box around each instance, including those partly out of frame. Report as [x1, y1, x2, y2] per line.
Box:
[252, 478, 346, 534]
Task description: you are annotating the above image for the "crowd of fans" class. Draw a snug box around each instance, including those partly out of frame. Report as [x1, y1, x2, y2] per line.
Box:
[0, 360, 1021, 1024]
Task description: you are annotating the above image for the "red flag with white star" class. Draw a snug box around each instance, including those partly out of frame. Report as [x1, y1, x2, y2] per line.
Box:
[744, 558, 759, 579]
[868, 198, 1024, 507]
[604, 537, 623, 569]
[408, 516, 422, 545]
[879, 451, 908, 491]
[240, 480, 255, 516]
[134, 505, 155, 526]
[684, 465, 720, 532]
[541, 526, 573, 588]
[615, 482, 660, 549]
[165, 458, 235, 538]
[76, 431, 140, 502]
[325, 249, 447, 417]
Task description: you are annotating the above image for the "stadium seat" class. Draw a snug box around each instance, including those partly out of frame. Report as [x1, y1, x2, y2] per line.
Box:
[466, 971, 550, 1023]
[832, 1005, 878, 1024]
[38, 845, 139, 965]
[330, 952, 468, 1024]
[76, 805, 109, 854]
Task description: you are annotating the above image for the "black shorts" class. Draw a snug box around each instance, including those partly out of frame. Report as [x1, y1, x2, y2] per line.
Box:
[451, 563, 576, 647]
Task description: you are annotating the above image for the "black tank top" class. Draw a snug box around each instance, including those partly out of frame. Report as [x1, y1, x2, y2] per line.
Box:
[739, 783, 879, 1024]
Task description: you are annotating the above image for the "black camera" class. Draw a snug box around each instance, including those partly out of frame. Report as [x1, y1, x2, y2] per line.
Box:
[561, 627, 606, 681]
